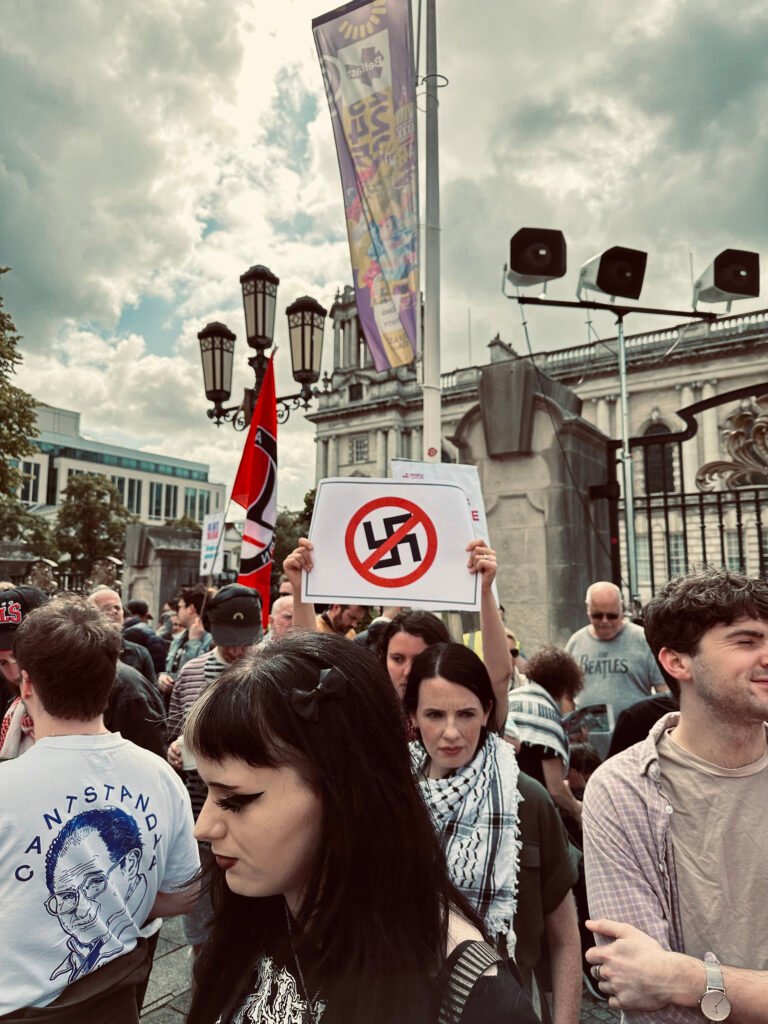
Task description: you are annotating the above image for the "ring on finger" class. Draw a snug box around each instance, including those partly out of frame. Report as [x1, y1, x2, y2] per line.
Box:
[590, 965, 602, 981]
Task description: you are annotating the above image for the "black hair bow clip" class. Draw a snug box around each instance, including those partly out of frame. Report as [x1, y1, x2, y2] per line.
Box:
[290, 666, 348, 722]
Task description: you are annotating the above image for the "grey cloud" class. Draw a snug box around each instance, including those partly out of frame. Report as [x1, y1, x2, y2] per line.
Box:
[602, 8, 768, 150]
[0, 0, 244, 345]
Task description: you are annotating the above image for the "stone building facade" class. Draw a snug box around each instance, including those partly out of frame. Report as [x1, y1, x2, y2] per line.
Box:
[308, 287, 768, 644]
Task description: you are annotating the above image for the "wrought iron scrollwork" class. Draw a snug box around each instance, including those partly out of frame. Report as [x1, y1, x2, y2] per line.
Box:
[697, 398, 768, 491]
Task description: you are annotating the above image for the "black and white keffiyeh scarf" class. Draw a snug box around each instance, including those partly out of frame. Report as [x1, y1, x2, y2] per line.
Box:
[411, 733, 522, 952]
[506, 681, 570, 771]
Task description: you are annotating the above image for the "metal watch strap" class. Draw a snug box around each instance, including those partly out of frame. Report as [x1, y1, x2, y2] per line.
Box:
[704, 959, 724, 993]
[700, 952, 731, 1021]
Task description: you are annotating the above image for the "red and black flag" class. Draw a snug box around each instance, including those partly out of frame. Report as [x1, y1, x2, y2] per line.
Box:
[231, 355, 277, 628]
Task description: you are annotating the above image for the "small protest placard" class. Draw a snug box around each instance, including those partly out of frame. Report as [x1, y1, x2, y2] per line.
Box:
[302, 478, 480, 610]
[199, 512, 225, 576]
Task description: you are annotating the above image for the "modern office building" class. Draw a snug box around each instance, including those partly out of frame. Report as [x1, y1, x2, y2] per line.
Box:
[19, 405, 226, 525]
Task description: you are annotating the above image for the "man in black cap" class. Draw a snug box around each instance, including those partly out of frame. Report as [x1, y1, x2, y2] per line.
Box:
[166, 582, 263, 956]
[122, 599, 169, 677]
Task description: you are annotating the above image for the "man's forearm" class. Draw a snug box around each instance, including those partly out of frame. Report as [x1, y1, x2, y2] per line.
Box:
[663, 954, 768, 1023]
[147, 881, 200, 921]
[545, 894, 582, 1024]
[479, 586, 511, 729]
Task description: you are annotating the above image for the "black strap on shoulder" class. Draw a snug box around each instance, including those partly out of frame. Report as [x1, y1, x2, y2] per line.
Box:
[438, 940, 504, 1024]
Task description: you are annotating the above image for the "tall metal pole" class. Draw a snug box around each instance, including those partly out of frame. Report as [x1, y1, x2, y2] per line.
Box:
[616, 315, 639, 610]
[422, 0, 441, 462]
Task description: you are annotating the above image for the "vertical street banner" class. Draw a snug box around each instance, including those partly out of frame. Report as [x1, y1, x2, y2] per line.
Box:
[313, 0, 419, 371]
[230, 356, 277, 628]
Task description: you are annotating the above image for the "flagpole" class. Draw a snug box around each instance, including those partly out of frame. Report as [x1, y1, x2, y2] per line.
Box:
[422, 0, 441, 463]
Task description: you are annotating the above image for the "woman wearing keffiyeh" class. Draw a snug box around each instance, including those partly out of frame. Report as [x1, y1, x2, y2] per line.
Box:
[404, 643, 523, 955]
[405, 643, 583, 1024]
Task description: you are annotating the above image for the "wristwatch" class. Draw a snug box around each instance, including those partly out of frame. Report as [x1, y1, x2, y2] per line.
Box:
[699, 953, 731, 1021]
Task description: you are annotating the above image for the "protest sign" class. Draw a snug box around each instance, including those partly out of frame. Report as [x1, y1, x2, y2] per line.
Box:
[303, 478, 480, 611]
[199, 512, 225, 576]
[391, 459, 498, 603]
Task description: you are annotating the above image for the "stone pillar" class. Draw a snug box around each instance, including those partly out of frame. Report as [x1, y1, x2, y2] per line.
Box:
[606, 395, 618, 438]
[388, 426, 400, 466]
[701, 381, 720, 463]
[411, 426, 422, 460]
[315, 437, 328, 483]
[595, 397, 610, 436]
[332, 319, 341, 370]
[327, 435, 339, 476]
[376, 430, 388, 476]
[677, 384, 698, 492]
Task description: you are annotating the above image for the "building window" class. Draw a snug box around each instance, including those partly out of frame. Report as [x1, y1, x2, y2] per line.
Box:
[126, 478, 142, 515]
[20, 461, 40, 504]
[185, 487, 197, 519]
[164, 484, 178, 520]
[725, 531, 745, 572]
[197, 490, 211, 521]
[149, 482, 163, 520]
[643, 424, 675, 494]
[349, 434, 369, 464]
[111, 475, 126, 502]
[668, 534, 687, 577]
[636, 535, 651, 584]
[349, 383, 363, 402]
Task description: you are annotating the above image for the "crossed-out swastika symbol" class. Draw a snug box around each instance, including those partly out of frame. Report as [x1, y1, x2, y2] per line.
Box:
[344, 497, 438, 588]
[363, 513, 422, 568]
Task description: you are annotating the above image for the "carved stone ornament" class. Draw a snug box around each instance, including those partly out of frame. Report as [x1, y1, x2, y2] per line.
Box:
[696, 397, 768, 491]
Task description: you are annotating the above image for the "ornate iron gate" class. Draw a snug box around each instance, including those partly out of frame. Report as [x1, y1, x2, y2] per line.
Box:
[596, 383, 768, 603]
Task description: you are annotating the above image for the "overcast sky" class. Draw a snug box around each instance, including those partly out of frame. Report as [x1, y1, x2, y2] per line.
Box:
[3, 0, 767, 509]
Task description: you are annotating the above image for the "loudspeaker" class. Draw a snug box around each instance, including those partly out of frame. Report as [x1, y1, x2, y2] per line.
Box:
[577, 246, 647, 301]
[693, 249, 760, 308]
[506, 228, 567, 288]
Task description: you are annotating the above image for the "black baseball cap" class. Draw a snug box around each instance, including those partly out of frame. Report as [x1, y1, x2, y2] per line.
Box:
[127, 599, 151, 618]
[0, 586, 49, 648]
[206, 584, 263, 646]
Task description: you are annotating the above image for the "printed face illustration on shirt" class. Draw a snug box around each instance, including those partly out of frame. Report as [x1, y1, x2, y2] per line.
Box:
[44, 808, 145, 983]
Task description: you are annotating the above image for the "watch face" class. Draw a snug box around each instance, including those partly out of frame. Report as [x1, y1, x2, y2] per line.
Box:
[700, 990, 731, 1021]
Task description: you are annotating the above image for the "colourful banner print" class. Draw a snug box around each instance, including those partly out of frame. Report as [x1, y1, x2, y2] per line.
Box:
[314, 0, 418, 370]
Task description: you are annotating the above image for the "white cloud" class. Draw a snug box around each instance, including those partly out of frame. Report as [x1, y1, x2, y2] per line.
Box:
[4, 0, 768, 508]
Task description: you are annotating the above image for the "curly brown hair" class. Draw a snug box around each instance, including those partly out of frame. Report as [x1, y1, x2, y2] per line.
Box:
[644, 567, 768, 699]
[525, 645, 584, 702]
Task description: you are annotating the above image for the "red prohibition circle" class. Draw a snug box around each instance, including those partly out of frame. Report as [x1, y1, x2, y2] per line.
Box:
[344, 496, 438, 588]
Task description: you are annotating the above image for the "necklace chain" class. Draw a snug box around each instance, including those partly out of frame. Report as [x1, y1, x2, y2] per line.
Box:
[284, 901, 319, 1024]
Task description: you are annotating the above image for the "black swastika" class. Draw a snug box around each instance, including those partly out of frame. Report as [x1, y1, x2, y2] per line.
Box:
[363, 513, 422, 569]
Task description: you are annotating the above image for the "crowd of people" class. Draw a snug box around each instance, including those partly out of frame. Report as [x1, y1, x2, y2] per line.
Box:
[0, 544, 766, 1024]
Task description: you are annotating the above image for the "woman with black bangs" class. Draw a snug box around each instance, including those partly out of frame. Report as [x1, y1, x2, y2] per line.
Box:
[285, 536, 513, 729]
[184, 632, 537, 1024]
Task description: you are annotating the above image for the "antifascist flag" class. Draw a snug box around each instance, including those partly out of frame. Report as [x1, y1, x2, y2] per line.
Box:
[231, 355, 277, 628]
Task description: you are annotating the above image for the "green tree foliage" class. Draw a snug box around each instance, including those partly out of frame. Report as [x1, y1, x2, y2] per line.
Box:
[0, 267, 52, 553]
[0, 268, 36, 493]
[270, 488, 316, 590]
[55, 473, 133, 570]
[166, 514, 201, 531]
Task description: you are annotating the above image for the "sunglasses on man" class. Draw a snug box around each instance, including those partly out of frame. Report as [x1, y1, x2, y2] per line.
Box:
[590, 612, 620, 621]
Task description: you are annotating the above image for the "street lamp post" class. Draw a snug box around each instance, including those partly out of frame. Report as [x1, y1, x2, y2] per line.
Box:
[197, 265, 331, 428]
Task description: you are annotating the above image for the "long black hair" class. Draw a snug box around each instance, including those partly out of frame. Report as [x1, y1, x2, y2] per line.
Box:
[186, 631, 483, 1024]
[379, 610, 450, 667]
[403, 641, 496, 719]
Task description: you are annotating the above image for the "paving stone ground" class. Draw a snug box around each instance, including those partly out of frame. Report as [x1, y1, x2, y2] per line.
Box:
[141, 920, 621, 1023]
